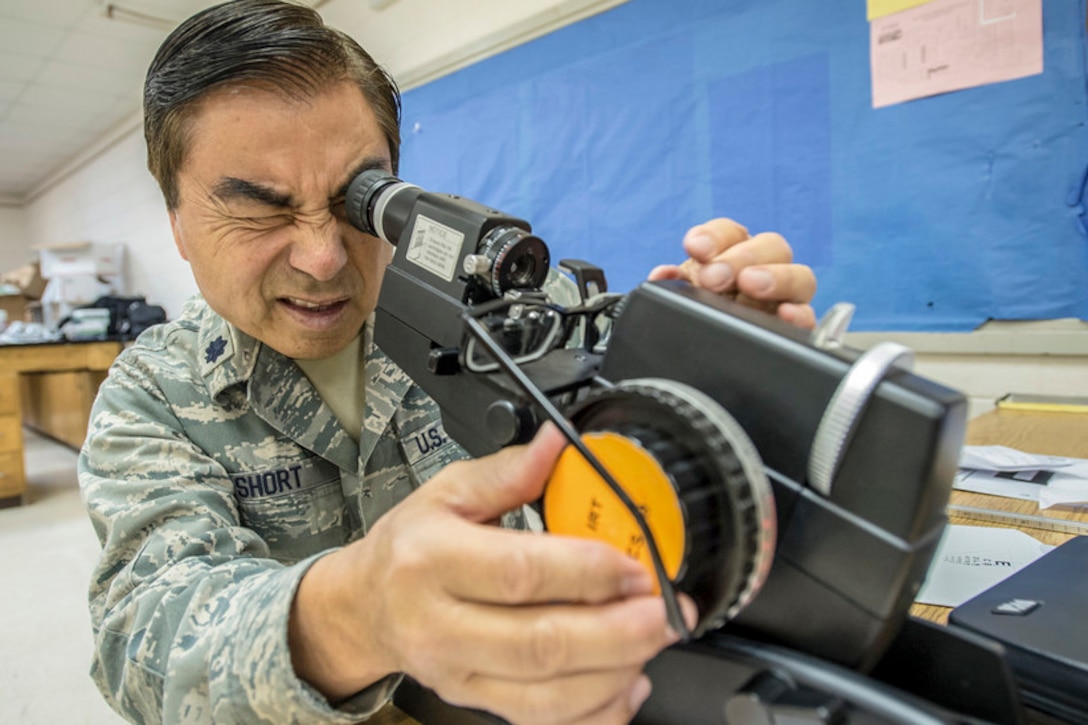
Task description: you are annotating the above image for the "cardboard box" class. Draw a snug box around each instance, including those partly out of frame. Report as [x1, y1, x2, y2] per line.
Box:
[1, 261, 47, 300]
[0, 295, 28, 325]
[37, 242, 124, 279]
[0, 261, 46, 326]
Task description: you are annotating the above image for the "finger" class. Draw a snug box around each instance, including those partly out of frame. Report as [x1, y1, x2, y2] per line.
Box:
[426, 423, 568, 523]
[682, 219, 751, 263]
[429, 595, 680, 681]
[707, 230, 793, 273]
[735, 262, 816, 304]
[651, 221, 758, 287]
[688, 232, 790, 294]
[776, 302, 817, 330]
[647, 264, 688, 283]
[444, 667, 650, 725]
[558, 675, 653, 725]
[433, 525, 654, 605]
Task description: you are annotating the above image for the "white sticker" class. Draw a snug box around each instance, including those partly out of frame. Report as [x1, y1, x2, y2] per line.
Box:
[405, 214, 463, 282]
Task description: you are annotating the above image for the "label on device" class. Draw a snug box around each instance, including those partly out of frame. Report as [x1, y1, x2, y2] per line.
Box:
[405, 214, 463, 282]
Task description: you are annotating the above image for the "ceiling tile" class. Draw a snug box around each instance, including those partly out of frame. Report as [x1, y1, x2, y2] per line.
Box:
[19, 82, 127, 114]
[35, 58, 144, 97]
[0, 165, 58, 192]
[0, 53, 47, 83]
[54, 29, 162, 71]
[0, 177, 37, 198]
[7, 103, 105, 131]
[0, 0, 95, 28]
[0, 118, 89, 144]
[0, 80, 22, 102]
[0, 145, 72, 168]
[0, 0, 327, 201]
[81, 7, 176, 43]
[0, 17, 68, 58]
[124, 0, 224, 22]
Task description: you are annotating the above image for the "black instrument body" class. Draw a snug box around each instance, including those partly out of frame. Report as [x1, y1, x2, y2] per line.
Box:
[344, 171, 1041, 724]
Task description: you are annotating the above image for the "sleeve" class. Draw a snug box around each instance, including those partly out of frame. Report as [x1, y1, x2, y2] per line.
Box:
[79, 351, 397, 724]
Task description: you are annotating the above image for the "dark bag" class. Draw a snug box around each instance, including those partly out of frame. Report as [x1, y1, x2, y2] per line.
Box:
[61, 295, 167, 340]
[122, 299, 167, 339]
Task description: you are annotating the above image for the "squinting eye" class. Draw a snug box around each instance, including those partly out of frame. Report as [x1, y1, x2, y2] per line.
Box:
[243, 215, 293, 228]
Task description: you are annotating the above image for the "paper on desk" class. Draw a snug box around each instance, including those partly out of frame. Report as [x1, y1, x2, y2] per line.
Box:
[960, 445, 1075, 472]
[956, 445, 1088, 509]
[870, 0, 1043, 109]
[1038, 473, 1088, 509]
[915, 525, 1053, 608]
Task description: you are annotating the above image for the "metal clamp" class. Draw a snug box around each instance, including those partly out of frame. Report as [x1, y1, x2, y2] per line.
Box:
[811, 302, 856, 351]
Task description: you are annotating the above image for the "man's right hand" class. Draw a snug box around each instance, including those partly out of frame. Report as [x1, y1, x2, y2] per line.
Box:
[289, 424, 696, 725]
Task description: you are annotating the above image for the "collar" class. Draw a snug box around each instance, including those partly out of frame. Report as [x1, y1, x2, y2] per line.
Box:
[196, 303, 261, 402]
[195, 302, 415, 471]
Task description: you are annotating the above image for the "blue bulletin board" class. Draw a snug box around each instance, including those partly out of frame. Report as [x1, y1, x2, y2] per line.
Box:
[397, 0, 1088, 331]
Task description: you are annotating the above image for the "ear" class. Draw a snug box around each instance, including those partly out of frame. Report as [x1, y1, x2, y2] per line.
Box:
[169, 209, 190, 262]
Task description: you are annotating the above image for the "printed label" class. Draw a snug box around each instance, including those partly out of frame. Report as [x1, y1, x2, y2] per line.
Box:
[405, 214, 463, 282]
[232, 458, 339, 500]
[399, 420, 453, 468]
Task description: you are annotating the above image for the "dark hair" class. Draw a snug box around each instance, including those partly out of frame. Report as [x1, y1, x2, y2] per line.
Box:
[144, 0, 401, 209]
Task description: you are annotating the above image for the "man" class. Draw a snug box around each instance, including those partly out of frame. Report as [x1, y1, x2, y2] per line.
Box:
[80, 1, 818, 724]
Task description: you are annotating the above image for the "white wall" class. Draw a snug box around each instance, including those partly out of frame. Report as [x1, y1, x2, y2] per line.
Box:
[24, 131, 194, 318]
[0, 206, 31, 271]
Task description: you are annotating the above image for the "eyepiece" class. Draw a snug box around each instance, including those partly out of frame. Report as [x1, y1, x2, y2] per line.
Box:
[345, 170, 420, 244]
[344, 169, 549, 298]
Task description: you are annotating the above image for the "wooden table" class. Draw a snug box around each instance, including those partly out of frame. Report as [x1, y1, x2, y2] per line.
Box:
[0, 340, 122, 505]
[911, 407, 1088, 624]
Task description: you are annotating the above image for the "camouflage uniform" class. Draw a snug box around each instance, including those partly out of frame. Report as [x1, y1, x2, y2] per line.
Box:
[79, 296, 472, 724]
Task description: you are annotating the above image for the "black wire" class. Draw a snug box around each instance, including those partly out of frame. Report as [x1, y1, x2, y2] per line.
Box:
[462, 312, 691, 641]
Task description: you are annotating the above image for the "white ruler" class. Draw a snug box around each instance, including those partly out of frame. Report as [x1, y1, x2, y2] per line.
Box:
[948, 504, 1088, 536]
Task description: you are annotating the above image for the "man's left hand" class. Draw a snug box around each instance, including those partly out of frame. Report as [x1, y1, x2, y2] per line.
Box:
[649, 219, 817, 329]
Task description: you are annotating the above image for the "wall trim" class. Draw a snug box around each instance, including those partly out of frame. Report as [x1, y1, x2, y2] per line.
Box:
[393, 0, 630, 91]
[846, 318, 1088, 356]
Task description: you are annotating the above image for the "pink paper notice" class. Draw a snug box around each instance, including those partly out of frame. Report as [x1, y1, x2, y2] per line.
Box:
[870, 0, 1043, 109]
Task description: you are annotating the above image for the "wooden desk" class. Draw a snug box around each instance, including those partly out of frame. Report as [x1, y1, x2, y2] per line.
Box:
[911, 407, 1088, 624]
[0, 340, 122, 505]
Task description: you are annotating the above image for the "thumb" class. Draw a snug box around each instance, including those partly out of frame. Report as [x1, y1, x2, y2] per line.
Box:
[436, 422, 568, 523]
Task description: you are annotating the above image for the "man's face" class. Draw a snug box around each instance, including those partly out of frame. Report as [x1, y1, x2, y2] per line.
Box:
[169, 81, 394, 359]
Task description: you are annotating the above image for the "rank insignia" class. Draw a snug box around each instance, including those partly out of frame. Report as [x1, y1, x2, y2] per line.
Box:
[205, 336, 228, 363]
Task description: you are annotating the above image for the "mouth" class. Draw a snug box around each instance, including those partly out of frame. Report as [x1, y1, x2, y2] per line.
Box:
[278, 296, 351, 328]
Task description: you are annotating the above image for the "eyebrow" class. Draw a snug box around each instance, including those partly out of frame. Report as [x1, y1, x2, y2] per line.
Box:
[211, 156, 392, 210]
[212, 177, 294, 209]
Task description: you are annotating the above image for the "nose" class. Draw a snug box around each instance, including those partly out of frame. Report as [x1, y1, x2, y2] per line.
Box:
[287, 213, 347, 282]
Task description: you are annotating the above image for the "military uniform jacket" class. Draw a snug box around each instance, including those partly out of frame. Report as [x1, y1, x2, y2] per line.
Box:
[79, 296, 470, 724]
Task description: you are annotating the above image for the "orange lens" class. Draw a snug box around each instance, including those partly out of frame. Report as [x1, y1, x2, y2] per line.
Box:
[543, 432, 686, 591]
